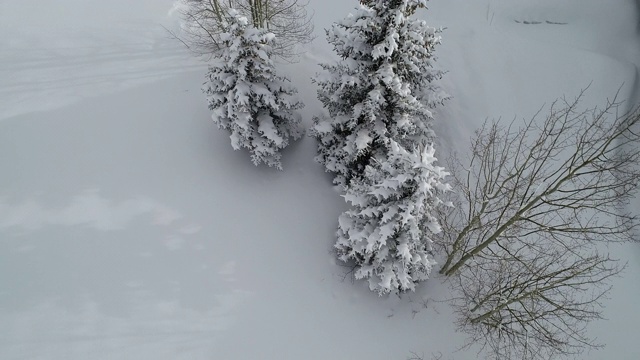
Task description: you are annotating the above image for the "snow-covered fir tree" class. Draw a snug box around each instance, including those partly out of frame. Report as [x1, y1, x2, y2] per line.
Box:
[311, 0, 449, 186]
[337, 140, 451, 295]
[204, 10, 303, 169]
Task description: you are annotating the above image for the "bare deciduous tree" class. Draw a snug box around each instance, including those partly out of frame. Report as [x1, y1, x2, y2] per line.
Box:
[449, 236, 621, 359]
[435, 89, 640, 359]
[171, 0, 314, 61]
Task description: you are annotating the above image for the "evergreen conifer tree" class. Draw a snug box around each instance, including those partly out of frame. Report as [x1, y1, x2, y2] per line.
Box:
[336, 140, 451, 295]
[311, 0, 448, 186]
[204, 10, 303, 169]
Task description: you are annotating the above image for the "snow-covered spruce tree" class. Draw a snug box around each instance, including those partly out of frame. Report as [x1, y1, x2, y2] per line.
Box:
[311, 0, 449, 187]
[337, 140, 451, 295]
[204, 10, 303, 169]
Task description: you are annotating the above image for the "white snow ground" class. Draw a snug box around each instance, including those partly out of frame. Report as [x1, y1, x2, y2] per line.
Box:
[1, 0, 639, 359]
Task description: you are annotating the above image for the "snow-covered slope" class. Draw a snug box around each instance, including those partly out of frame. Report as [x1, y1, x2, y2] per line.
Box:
[1, 0, 638, 359]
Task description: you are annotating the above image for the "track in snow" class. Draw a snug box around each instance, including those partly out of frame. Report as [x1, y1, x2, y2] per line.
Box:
[0, 23, 206, 121]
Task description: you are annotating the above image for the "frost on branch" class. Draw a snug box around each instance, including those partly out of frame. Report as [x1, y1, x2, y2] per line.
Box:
[204, 10, 303, 169]
[310, 0, 449, 187]
[336, 140, 451, 295]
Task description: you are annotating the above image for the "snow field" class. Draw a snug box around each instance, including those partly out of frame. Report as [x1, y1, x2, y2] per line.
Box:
[0, 0, 639, 359]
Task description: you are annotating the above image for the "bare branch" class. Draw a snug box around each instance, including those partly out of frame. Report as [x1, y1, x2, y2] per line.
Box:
[436, 90, 640, 359]
[440, 90, 640, 276]
[172, 0, 314, 62]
